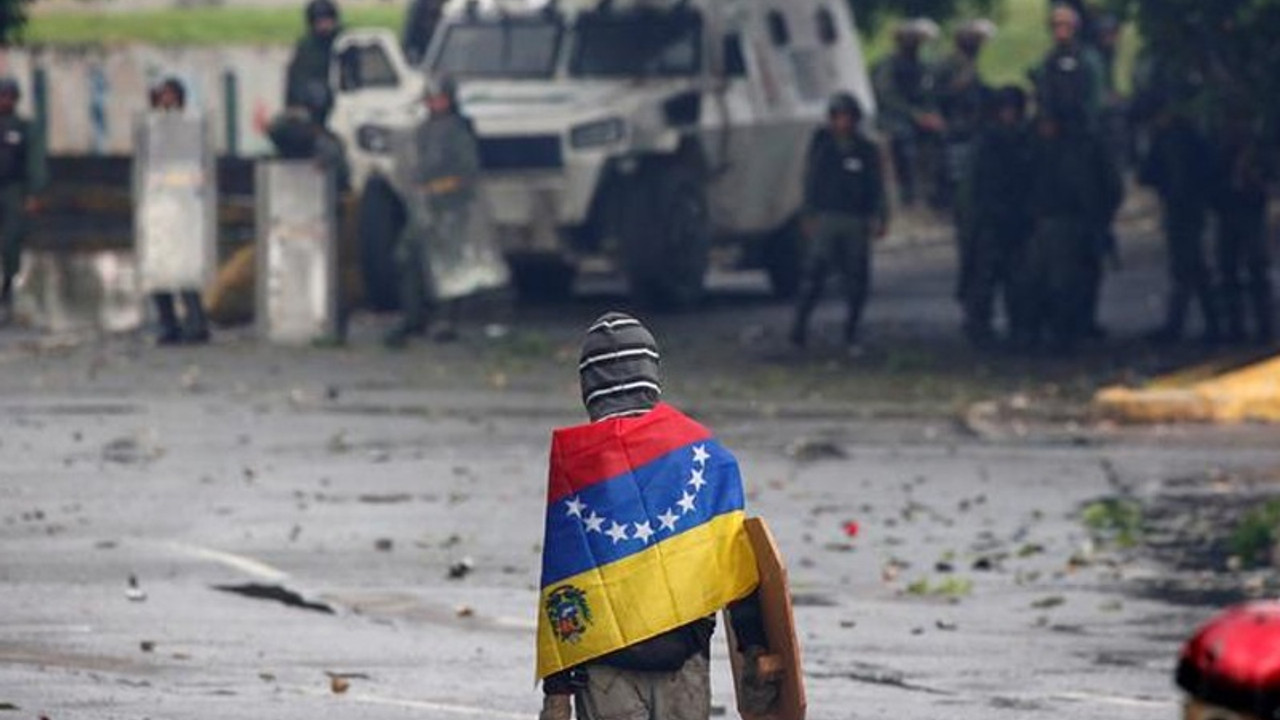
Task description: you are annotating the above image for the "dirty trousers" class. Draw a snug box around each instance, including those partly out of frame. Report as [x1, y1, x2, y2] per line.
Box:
[575, 654, 710, 720]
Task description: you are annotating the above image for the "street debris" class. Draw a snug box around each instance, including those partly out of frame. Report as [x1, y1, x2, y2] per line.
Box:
[447, 557, 475, 580]
[125, 574, 147, 602]
[329, 675, 349, 694]
[455, 605, 475, 618]
[374, 538, 394, 552]
[358, 493, 412, 504]
[1031, 595, 1066, 610]
[214, 583, 334, 614]
[785, 437, 847, 462]
[842, 521, 860, 538]
[139, 640, 155, 652]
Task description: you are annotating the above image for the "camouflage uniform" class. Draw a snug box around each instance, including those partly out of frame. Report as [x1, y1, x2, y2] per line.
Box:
[873, 39, 940, 207]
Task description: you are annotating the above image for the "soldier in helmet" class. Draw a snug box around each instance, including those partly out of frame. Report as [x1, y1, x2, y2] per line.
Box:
[1031, 4, 1106, 132]
[285, 0, 341, 109]
[0, 77, 47, 325]
[789, 92, 888, 354]
[961, 86, 1034, 348]
[146, 77, 212, 345]
[384, 75, 479, 348]
[873, 19, 943, 208]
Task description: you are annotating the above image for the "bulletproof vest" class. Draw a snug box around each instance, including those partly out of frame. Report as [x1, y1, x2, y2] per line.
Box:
[807, 130, 880, 216]
[0, 116, 30, 185]
[890, 55, 932, 107]
[1038, 47, 1091, 121]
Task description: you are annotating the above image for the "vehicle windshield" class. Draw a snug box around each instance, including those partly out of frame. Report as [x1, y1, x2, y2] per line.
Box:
[570, 10, 703, 78]
[432, 20, 563, 78]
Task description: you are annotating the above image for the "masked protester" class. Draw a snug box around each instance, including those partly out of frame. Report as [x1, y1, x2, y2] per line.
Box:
[285, 0, 341, 109]
[537, 312, 776, 720]
[0, 77, 47, 326]
[789, 93, 888, 355]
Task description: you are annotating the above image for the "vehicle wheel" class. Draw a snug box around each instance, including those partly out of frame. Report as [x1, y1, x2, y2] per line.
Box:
[763, 217, 804, 300]
[358, 175, 406, 312]
[621, 162, 710, 310]
[509, 256, 577, 302]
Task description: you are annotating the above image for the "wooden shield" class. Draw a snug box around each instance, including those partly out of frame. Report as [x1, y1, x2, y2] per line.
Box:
[724, 517, 806, 720]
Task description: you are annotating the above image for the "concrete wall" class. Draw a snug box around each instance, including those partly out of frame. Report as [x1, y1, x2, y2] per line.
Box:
[0, 45, 292, 157]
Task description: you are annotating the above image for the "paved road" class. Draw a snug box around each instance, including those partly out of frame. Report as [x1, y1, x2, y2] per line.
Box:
[2, 207, 1277, 717]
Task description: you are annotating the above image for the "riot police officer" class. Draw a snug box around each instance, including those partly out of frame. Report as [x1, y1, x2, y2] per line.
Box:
[1212, 112, 1274, 345]
[384, 76, 479, 348]
[873, 19, 943, 208]
[962, 86, 1034, 348]
[1031, 4, 1106, 132]
[1139, 102, 1220, 344]
[789, 93, 888, 354]
[0, 77, 47, 324]
[286, 0, 341, 109]
[147, 77, 212, 345]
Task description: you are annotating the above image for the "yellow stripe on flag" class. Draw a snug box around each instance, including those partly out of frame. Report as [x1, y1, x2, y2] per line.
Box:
[536, 511, 758, 679]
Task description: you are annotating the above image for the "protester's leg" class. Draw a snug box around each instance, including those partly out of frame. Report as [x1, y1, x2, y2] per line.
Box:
[574, 664, 650, 720]
[0, 188, 24, 313]
[386, 230, 428, 347]
[653, 653, 712, 720]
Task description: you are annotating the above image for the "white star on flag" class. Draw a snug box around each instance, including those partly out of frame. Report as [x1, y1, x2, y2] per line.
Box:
[677, 490, 697, 515]
[605, 521, 630, 544]
[565, 496, 586, 518]
[583, 511, 605, 534]
[688, 466, 706, 492]
[692, 445, 710, 465]
[658, 508, 680, 532]
[632, 521, 655, 544]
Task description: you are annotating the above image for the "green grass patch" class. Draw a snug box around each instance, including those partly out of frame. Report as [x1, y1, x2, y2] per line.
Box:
[25, 6, 404, 47]
[905, 575, 973, 598]
[1229, 498, 1280, 569]
[1081, 498, 1143, 548]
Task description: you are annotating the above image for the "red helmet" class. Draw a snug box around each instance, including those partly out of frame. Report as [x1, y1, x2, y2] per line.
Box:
[1177, 602, 1280, 717]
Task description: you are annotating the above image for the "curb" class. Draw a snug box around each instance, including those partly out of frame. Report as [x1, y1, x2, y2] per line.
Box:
[1095, 355, 1280, 424]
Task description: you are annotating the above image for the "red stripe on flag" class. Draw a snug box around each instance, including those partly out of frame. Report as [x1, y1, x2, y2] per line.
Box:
[547, 404, 712, 503]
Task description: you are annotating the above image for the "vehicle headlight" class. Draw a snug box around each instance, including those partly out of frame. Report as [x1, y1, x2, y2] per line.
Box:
[356, 124, 393, 154]
[569, 117, 626, 149]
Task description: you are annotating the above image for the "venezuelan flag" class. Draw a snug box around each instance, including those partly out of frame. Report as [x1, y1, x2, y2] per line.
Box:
[536, 404, 759, 680]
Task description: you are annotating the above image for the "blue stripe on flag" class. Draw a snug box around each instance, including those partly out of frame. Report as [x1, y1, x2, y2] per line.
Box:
[540, 439, 744, 587]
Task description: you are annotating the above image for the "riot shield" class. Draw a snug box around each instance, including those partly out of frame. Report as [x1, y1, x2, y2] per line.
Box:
[133, 112, 216, 293]
[391, 128, 509, 301]
[255, 160, 339, 345]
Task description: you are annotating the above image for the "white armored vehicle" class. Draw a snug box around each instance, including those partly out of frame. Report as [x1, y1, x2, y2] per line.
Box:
[330, 0, 875, 308]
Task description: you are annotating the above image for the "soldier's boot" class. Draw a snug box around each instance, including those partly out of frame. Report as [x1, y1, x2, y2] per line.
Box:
[180, 291, 211, 345]
[1195, 282, 1222, 345]
[1253, 279, 1275, 345]
[153, 293, 183, 346]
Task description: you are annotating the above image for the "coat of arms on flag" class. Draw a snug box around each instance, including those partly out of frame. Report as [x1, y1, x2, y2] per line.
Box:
[535, 403, 759, 679]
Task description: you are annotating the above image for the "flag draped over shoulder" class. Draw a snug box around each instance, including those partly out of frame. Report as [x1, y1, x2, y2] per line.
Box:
[536, 404, 759, 680]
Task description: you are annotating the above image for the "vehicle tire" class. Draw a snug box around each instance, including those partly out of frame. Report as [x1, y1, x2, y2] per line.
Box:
[358, 175, 406, 312]
[509, 255, 577, 302]
[763, 217, 804, 300]
[621, 161, 710, 311]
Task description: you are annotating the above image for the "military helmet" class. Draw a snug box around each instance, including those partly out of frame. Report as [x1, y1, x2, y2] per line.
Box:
[896, 17, 940, 41]
[305, 0, 340, 23]
[0, 77, 21, 101]
[956, 19, 997, 42]
[827, 92, 864, 121]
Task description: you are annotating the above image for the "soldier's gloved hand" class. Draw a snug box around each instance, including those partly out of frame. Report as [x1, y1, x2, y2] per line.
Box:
[740, 645, 781, 714]
[539, 694, 572, 720]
